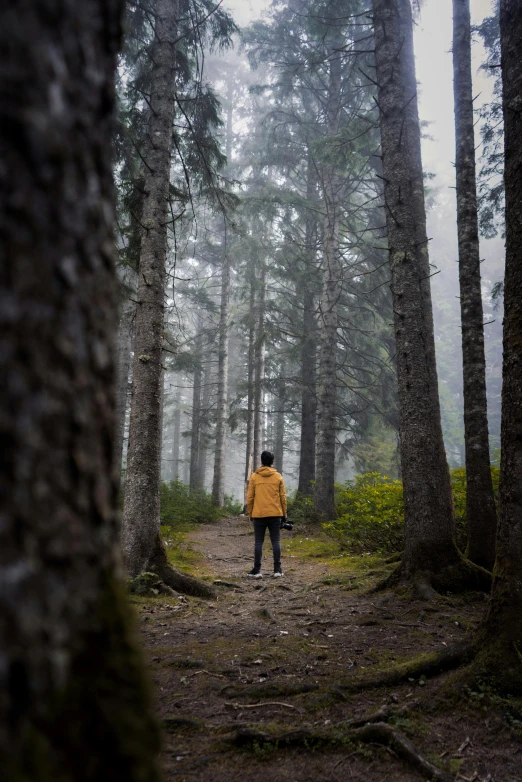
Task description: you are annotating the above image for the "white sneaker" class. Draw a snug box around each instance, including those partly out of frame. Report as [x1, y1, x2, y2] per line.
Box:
[273, 569, 284, 578]
[247, 569, 263, 578]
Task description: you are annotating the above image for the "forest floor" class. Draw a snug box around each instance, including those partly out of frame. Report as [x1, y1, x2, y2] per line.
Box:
[133, 516, 522, 782]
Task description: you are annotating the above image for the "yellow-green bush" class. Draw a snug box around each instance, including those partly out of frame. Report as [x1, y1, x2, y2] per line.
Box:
[323, 468, 499, 554]
[324, 472, 404, 553]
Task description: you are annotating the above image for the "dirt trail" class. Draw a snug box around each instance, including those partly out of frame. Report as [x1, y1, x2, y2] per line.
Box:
[136, 516, 520, 782]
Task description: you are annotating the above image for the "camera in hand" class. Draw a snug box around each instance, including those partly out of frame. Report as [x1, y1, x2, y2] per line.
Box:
[280, 517, 293, 531]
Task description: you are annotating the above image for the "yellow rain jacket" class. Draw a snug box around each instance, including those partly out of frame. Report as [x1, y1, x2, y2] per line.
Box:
[247, 466, 287, 519]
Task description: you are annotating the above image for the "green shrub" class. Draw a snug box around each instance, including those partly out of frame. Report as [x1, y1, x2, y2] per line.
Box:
[224, 493, 243, 516]
[286, 491, 315, 524]
[322, 467, 499, 555]
[160, 480, 223, 526]
[324, 472, 404, 554]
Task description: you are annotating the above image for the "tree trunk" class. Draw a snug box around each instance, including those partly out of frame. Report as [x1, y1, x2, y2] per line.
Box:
[371, 0, 489, 593]
[298, 285, 317, 496]
[171, 388, 181, 480]
[298, 156, 318, 496]
[121, 0, 178, 574]
[198, 352, 212, 491]
[212, 245, 231, 506]
[314, 34, 342, 521]
[452, 0, 497, 570]
[253, 263, 266, 470]
[183, 415, 191, 484]
[472, 0, 522, 693]
[0, 0, 161, 776]
[244, 277, 256, 506]
[190, 329, 203, 491]
[274, 383, 286, 475]
[115, 266, 137, 472]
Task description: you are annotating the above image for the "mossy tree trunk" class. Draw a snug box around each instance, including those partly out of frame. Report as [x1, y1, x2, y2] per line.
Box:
[0, 0, 161, 777]
[452, 0, 497, 570]
[371, 0, 489, 594]
[472, 0, 522, 693]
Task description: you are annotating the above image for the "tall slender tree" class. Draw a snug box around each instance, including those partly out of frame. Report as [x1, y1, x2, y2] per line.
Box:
[212, 235, 231, 506]
[452, 0, 497, 570]
[121, 0, 180, 575]
[0, 0, 161, 775]
[315, 28, 343, 520]
[371, 0, 488, 592]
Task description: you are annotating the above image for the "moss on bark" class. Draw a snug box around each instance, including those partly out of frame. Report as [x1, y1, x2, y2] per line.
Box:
[1, 574, 162, 782]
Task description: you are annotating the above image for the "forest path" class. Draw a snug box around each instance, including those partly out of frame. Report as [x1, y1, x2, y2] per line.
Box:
[136, 516, 519, 782]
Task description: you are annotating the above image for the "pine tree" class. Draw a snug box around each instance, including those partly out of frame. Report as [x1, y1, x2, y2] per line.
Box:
[371, 0, 489, 593]
[452, 0, 497, 569]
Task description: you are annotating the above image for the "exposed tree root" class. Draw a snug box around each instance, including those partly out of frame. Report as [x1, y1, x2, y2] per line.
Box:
[371, 550, 491, 599]
[228, 723, 452, 782]
[338, 643, 474, 693]
[220, 682, 319, 699]
[149, 533, 216, 599]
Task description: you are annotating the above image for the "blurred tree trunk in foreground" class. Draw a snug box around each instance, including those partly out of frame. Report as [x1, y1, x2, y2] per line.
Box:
[0, 0, 161, 778]
[452, 0, 497, 570]
[371, 0, 489, 594]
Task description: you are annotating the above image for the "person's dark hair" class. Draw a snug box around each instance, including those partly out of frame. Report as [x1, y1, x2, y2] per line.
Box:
[261, 450, 274, 466]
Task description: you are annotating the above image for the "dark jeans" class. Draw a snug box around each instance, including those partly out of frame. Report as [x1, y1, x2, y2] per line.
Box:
[252, 517, 281, 571]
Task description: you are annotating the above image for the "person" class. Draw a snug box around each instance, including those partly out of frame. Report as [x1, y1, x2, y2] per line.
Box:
[246, 450, 287, 578]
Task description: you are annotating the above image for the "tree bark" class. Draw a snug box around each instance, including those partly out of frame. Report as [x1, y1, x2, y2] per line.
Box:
[121, 0, 179, 575]
[198, 351, 212, 491]
[298, 156, 318, 496]
[115, 266, 137, 472]
[371, 0, 487, 592]
[244, 277, 256, 506]
[183, 413, 191, 484]
[452, 0, 497, 570]
[190, 328, 203, 491]
[0, 0, 161, 776]
[253, 263, 266, 470]
[274, 382, 286, 474]
[212, 245, 231, 506]
[171, 388, 182, 480]
[472, 0, 522, 693]
[314, 33, 343, 521]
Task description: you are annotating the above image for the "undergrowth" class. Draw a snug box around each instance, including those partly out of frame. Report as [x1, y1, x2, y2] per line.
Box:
[160, 479, 242, 527]
[314, 468, 501, 555]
